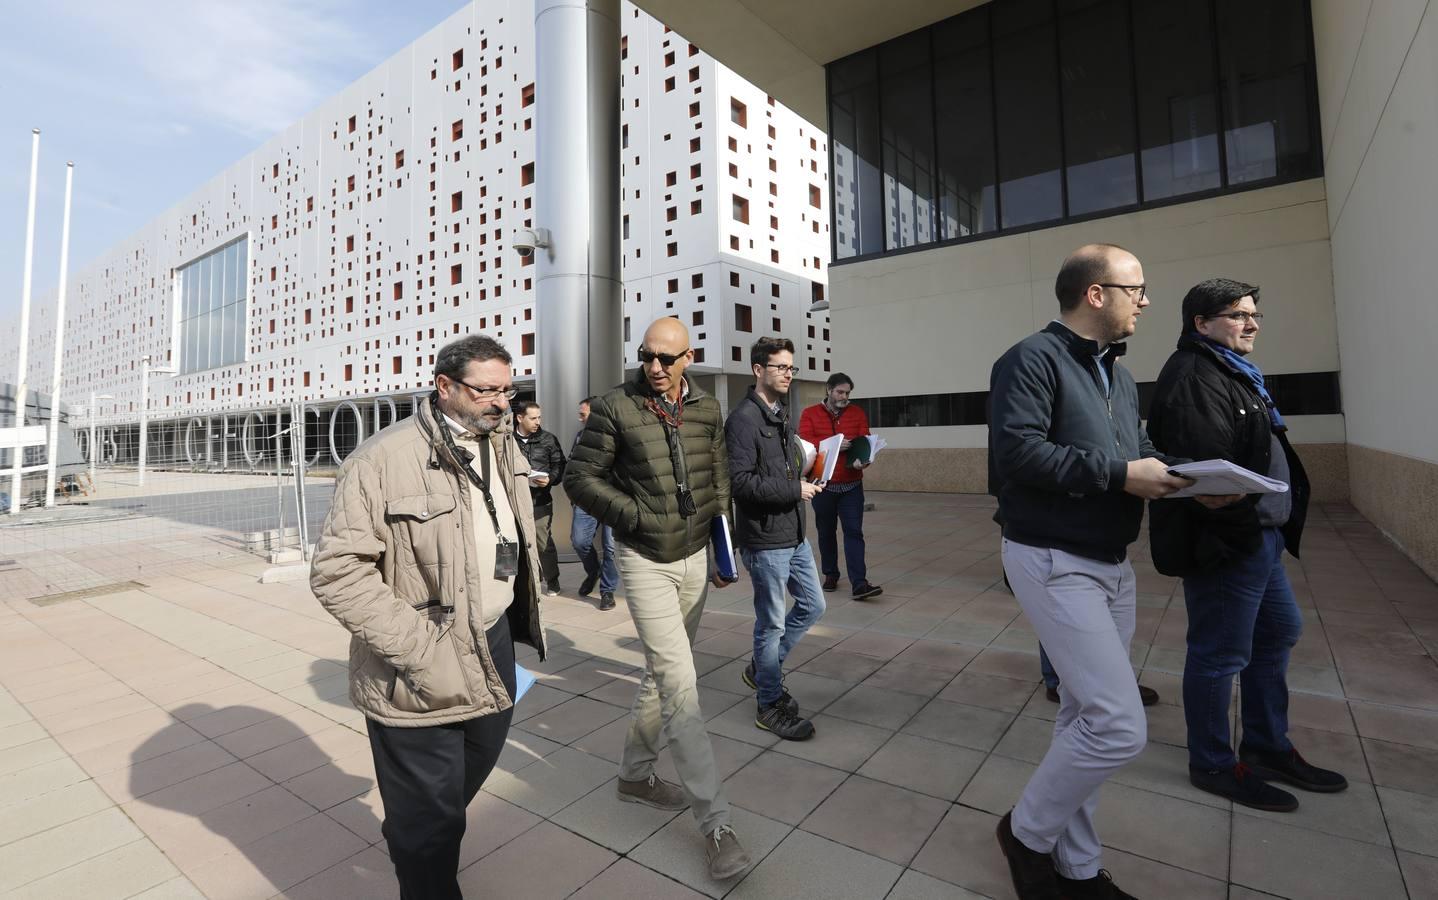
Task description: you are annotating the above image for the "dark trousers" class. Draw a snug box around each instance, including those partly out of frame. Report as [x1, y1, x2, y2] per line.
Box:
[532, 501, 562, 585]
[1181, 527, 1303, 771]
[366, 614, 517, 900]
[812, 484, 867, 586]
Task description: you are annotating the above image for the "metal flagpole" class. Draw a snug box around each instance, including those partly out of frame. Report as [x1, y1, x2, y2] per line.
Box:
[9, 128, 40, 514]
[43, 162, 75, 507]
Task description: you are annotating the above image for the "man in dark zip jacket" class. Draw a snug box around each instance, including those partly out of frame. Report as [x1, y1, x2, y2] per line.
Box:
[725, 337, 825, 743]
[988, 243, 1190, 900]
[1147, 277, 1344, 814]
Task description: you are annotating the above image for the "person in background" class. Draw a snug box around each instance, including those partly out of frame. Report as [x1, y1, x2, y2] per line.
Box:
[570, 396, 619, 611]
[798, 372, 882, 600]
[513, 400, 566, 597]
[1146, 277, 1344, 812]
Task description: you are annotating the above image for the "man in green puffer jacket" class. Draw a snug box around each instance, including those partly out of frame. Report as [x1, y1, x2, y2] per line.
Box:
[564, 316, 750, 881]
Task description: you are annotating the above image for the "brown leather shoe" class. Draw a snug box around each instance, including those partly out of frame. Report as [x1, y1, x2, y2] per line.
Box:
[617, 774, 689, 810]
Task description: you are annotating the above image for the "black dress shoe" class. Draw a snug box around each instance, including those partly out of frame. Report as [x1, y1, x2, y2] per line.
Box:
[1190, 763, 1299, 811]
[1239, 745, 1349, 793]
[822, 575, 839, 592]
[1046, 686, 1061, 703]
[599, 591, 616, 611]
[1056, 869, 1138, 899]
[996, 810, 1059, 899]
[579, 572, 599, 597]
[1137, 684, 1159, 707]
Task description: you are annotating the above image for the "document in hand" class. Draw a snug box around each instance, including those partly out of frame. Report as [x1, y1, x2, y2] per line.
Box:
[802, 433, 844, 483]
[846, 435, 888, 466]
[514, 663, 537, 701]
[1165, 459, 1288, 498]
[711, 513, 739, 582]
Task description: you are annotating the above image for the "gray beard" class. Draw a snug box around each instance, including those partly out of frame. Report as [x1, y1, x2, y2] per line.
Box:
[460, 411, 500, 435]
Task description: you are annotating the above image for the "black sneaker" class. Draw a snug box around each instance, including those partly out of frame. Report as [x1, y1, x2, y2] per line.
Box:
[996, 810, 1059, 899]
[742, 660, 798, 716]
[599, 591, 616, 611]
[756, 701, 815, 741]
[1137, 684, 1159, 707]
[1239, 745, 1349, 793]
[852, 581, 883, 600]
[822, 575, 839, 592]
[579, 571, 599, 597]
[1056, 869, 1138, 900]
[544, 580, 561, 597]
[1190, 763, 1298, 811]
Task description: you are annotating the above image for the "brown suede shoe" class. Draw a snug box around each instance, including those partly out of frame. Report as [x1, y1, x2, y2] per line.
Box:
[706, 825, 753, 880]
[616, 773, 689, 810]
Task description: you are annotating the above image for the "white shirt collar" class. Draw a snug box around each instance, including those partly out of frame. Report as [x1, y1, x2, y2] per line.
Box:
[443, 413, 474, 439]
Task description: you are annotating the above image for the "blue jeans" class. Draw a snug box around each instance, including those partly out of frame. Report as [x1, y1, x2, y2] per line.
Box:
[741, 543, 827, 706]
[1182, 527, 1303, 771]
[811, 484, 866, 586]
[570, 506, 618, 594]
[1039, 646, 1060, 690]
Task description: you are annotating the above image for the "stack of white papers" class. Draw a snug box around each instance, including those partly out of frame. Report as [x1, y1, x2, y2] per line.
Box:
[1165, 459, 1288, 498]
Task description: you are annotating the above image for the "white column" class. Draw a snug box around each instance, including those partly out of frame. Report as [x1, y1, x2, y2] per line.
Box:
[138, 356, 150, 487]
[43, 163, 75, 507]
[9, 129, 40, 514]
[534, 0, 623, 452]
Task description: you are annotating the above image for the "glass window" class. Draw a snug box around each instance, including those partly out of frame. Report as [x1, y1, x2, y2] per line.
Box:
[828, 49, 883, 259]
[1058, 0, 1138, 215]
[177, 237, 248, 373]
[933, 9, 997, 238]
[1216, 0, 1318, 185]
[1133, 0, 1222, 201]
[993, 0, 1063, 228]
[880, 31, 937, 249]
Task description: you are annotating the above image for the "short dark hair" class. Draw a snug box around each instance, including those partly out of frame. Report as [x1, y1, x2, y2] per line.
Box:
[512, 400, 540, 417]
[1054, 243, 1131, 311]
[1180, 278, 1260, 333]
[826, 372, 853, 391]
[750, 336, 795, 368]
[580, 396, 598, 407]
[434, 334, 512, 383]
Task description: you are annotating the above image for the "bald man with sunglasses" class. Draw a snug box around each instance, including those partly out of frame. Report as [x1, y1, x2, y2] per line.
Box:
[564, 317, 751, 881]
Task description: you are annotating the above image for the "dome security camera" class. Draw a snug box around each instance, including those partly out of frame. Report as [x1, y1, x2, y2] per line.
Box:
[512, 227, 550, 258]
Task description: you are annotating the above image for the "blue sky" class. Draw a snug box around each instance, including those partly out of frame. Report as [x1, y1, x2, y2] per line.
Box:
[0, 0, 471, 321]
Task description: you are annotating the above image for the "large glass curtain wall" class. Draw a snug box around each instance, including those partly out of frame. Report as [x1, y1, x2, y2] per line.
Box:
[828, 0, 1322, 261]
[178, 237, 249, 374]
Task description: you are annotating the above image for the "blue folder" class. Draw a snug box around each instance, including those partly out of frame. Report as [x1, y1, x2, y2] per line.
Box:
[711, 514, 739, 582]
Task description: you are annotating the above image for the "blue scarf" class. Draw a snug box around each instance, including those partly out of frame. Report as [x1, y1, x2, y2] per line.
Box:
[1203, 338, 1285, 431]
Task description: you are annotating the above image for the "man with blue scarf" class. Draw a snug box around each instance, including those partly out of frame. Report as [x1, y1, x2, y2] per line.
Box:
[1147, 278, 1347, 813]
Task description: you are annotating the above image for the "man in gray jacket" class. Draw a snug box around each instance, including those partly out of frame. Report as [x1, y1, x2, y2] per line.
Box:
[311, 335, 546, 900]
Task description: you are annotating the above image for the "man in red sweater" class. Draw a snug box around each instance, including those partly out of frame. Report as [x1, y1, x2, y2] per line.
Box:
[798, 373, 882, 599]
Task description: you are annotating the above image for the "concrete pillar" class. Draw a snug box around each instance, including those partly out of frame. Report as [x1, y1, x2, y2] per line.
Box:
[534, 0, 623, 452]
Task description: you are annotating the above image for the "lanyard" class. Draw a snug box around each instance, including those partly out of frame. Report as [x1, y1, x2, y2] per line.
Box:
[432, 395, 511, 544]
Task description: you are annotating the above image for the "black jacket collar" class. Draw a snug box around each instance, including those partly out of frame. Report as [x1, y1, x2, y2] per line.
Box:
[1176, 332, 1244, 377]
[743, 386, 788, 426]
[1043, 320, 1128, 360]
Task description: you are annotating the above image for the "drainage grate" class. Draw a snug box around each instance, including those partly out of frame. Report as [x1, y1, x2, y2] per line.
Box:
[30, 580, 149, 607]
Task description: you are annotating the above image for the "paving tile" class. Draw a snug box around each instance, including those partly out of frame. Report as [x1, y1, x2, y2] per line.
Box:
[860, 660, 957, 697]
[495, 729, 567, 775]
[1351, 701, 1438, 751]
[95, 739, 240, 804]
[8, 837, 180, 900]
[884, 868, 988, 899]
[569, 714, 634, 764]
[938, 671, 1040, 713]
[629, 806, 791, 899]
[1378, 785, 1438, 857]
[483, 746, 616, 817]
[551, 779, 684, 852]
[1100, 846, 1228, 899]
[283, 749, 375, 810]
[0, 720, 48, 752]
[823, 683, 929, 730]
[0, 778, 115, 846]
[0, 737, 68, 777]
[800, 775, 949, 865]
[326, 788, 385, 845]
[797, 649, 887, 683]
[857, 732, 985, 802]
[771, 714, 892, 771]
[569, 858, 707, 900]
[129, 875, 207, 899]
[705, 702, 781, 748]
[458, 790, 544, 867]
[959, 754, 1036, 815]
[902, 698, 1015, 752]
[729, 828, 902, 899]
[1364, 737, 1438, 796]
[1234, 779, 1390, 846]
[910, 804, 1017, 900]
[184, 812, 368, 900]
[509, 683, 575, 723]
[516, 695, 628, 745]
[1099, 781, 1231, 879]
[283, 846, 398, 900]
[724, 751, 849, 825]
[0, 807, 143, 893]
[1398, 850, 1438, 900]
[457, 820, 616, 898]
[138, 783, 317, 869]
[1230, 814, 1407, 899]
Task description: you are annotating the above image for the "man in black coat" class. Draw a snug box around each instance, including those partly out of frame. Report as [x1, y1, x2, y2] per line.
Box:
[513, 400, 566, 595]
[724, 336, 825, 743]
[1147, 278, 1345, 813]
[988, 243, 1191, 900]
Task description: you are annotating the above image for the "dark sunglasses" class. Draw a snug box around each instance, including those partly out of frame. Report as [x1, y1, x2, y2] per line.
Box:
[638, 347, 689, 367]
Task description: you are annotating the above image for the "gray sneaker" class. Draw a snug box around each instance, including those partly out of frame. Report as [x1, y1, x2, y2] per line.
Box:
[616, 773, 689, 810]
[706, 825, 752, 880]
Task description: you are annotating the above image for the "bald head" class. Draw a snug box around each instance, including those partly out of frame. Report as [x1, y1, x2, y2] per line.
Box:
[639, 316, 694, 400]
[1055, 244, 1133, 311]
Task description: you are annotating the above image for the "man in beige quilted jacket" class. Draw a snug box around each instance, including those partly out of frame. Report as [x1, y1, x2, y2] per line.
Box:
[311, 334, 546, 900]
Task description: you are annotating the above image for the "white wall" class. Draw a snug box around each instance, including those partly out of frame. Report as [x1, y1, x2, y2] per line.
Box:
[1314, 0, 1438, 465]
[829, 179, 1339, 428]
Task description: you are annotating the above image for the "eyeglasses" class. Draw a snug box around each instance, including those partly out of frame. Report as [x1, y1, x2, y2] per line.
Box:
[638, 348, 689, 367]
[763, 364, 800, 376]
[453, 379, 518, 400]
[1098, 283, 1147, 300]
[1205, 311, 1264, 324]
